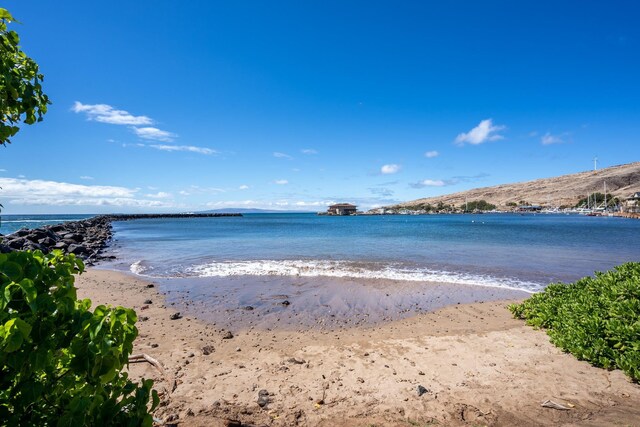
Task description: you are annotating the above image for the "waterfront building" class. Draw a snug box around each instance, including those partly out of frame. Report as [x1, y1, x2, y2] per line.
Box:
[327, 203, 358, 215]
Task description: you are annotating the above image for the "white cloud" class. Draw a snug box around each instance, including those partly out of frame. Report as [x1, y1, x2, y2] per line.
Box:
[0, 178, 134, 198]
[10, 197, 170, 208]
[273, 152, 293, 160]
[145, 191, 172, 199]
[424, 150, 439, 158]
[0, 177, 175, 208]
[72, 102, 153, 126]
[74, 101, 178, 145]
[133, 127, 176, 142]
[294, 200, 330, 207]
[204, 200, 264, 208]
[301, 149, 318, 155]
[147, 144, 216, 155]
[410, 179, 446, 188]
[79, 175, 94, 180]
[541, 132, 565, 145]
[274, 179, 289, 185]
[381, 164, 401, 174]
[239, 185, 249, 190]
[178, 185, 225, 195]
[455, 119, 505, 145]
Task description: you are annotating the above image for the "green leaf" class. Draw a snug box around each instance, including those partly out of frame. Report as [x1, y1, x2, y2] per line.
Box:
[2, 261, 23, 282]
[0, 249, 155, 423]
[0, 8, 15, 21]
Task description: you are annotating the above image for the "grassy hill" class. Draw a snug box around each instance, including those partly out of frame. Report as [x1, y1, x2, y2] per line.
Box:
[391, 162, 640, 210]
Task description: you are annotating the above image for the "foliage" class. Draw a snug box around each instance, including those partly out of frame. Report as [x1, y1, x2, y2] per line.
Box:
[461, 200, 496, 212]
[506, 202, 517, 207]
[574, 192, 618, 208]
[435, 201, 454, 212]
[423, 203, 433, 212]
[0, 250, 158, 425]
[0, 8, 50, 145]
[510, 262, 640, 381]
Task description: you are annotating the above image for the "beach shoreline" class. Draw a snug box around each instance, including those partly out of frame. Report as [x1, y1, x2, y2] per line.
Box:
[76, 268, 640, 426]
[126, 273, 532, 331]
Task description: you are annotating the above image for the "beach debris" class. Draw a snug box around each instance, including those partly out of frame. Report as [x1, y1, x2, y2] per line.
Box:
[201, 345, 215, 355]
[129, 353, 166, 377]
[144, 299, 153, 304]
[417, 385, 429, 396]
[164, 413, 179, 427]
[281, 300, 291, 306]
[357, 377, 365, 383]
[541, 400, 570, 410]
[151, 343, 159, 348]
[243, 305, 254, 310]
[257, 389, 270, 408]
[146, 283, 155, 288]
[225, 420, 242, 427]
[222, 330, 234, 339]
[169, 312, 182, 320]
[287, 357, 306, 365]
[139, 316, 149, 322]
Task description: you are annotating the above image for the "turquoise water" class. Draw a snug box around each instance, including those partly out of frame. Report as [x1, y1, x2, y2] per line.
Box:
[106, 213, 640, 292]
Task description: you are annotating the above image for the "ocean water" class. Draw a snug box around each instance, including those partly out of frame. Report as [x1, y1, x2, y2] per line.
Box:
[0, 214, 94, 235]
[106, 213, 640, 293]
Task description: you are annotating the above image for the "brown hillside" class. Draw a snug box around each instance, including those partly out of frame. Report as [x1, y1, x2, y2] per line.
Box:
[395, 162, 640, 209]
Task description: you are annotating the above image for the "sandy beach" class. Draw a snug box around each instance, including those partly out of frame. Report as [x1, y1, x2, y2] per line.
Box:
[76, 269, 640, 426]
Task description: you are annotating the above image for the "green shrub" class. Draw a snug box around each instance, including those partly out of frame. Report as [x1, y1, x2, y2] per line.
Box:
[461, 200, 496, 212]
[510, 262, 640, 381]
[0, 250, 158, 425]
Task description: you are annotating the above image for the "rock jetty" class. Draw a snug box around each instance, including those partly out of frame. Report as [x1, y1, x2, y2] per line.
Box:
[0, 213, 241, 264]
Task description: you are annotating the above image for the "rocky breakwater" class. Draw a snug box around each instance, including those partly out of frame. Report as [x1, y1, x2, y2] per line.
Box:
[0, 216, 114, 264]
[0, 213, 243, 264]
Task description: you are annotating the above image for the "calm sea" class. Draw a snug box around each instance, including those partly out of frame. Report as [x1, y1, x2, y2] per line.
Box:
[101, 213, 640, 293]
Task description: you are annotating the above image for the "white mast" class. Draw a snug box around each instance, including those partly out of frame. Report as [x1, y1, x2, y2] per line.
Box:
[604, 181, 607, 211]
[593, 156, 598, 172]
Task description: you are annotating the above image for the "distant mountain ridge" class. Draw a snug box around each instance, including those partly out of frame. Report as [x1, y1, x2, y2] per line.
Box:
[392, 162, 640, 210]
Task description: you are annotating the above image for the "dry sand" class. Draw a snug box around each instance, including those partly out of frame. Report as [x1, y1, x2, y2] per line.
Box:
[76, 269, 640, 426]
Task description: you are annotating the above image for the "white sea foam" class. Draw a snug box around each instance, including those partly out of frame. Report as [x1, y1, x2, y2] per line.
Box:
[187, 259, 541, 292]
[130, 260, 148, 275]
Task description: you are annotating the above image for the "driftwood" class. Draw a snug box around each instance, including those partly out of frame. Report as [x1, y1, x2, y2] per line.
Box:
[130, 353, 165, 374]
[129, 353, 178, 394]
[541, 400, 570, 410]
[129, 353, 177, 393]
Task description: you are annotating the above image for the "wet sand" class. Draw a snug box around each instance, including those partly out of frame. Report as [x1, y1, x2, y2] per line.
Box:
[76, 269, 640, 426]
[157, 275, 530, 329]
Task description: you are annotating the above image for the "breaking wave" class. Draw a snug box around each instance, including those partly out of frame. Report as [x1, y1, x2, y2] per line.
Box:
[184, 259, 542, 292]
[130, 260, 151, 275]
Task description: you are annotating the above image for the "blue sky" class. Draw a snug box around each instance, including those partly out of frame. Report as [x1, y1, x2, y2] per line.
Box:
[1, 1, 639, 213]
